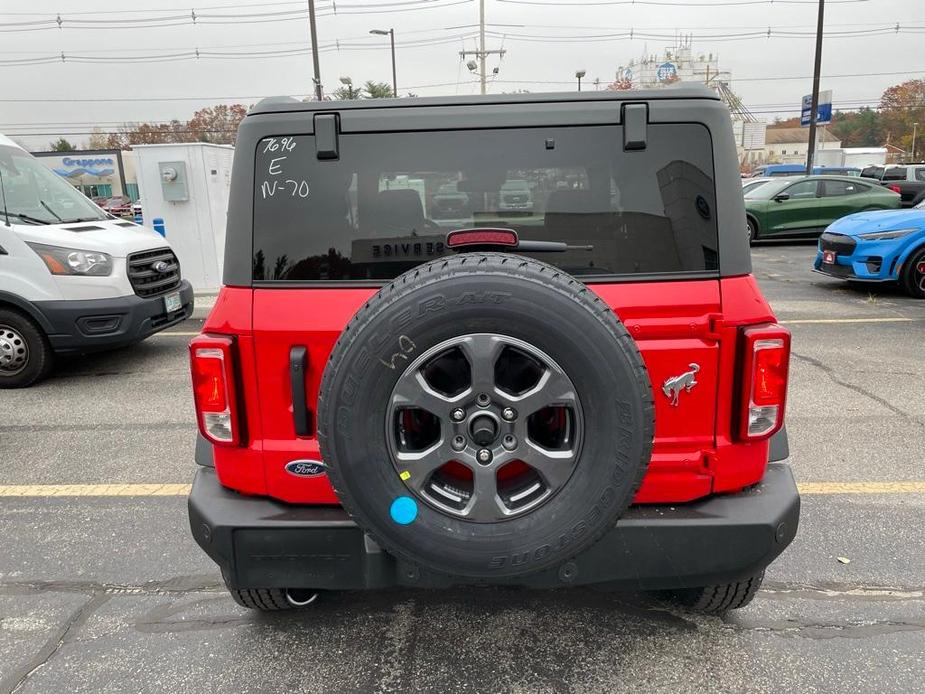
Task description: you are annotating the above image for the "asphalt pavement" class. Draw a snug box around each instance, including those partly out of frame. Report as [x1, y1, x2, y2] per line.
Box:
[1, 243, 923, 693]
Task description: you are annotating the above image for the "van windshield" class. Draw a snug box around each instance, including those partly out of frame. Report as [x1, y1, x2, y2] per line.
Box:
[0, 145, 108, 224]
[252, 124, 719, 282]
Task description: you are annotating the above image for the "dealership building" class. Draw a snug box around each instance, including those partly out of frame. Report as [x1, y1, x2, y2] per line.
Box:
[31, 149, 139, 201]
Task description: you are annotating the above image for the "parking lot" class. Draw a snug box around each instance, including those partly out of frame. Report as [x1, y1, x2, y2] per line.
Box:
[1, 243, 923, 693]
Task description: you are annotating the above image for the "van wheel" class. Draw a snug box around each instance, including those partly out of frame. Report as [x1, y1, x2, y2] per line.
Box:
[900, 247, 925, 299]
[0, 308, 53, 389]
[658, 572, 764, 614]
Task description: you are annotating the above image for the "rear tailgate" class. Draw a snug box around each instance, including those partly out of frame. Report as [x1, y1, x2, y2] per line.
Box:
[253, 278, 722, 505]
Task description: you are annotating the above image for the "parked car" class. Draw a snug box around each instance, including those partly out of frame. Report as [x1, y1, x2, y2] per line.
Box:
[744, 175, 900, 242]
[498, 178, 534, 213]
[813, 199, 925, 298]
[431, 182, 470, 220]
[0, 134, 193, 387]
[748, 164, 859, 178]
[100, 196, 132, 217]
[741, 177, 773, 195]
[187, 87, 798, 614]
[860, 163, 925, 208]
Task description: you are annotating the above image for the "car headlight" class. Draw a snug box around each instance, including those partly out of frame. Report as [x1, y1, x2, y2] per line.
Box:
[857, 228, 918, 241]
[26, 242, 113, 276]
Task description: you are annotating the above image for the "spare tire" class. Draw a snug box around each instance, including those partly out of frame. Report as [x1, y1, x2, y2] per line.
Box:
[318, 253, 654, 579]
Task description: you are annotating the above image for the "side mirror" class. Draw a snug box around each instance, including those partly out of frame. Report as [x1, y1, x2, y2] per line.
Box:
[773, 193, 791, 202]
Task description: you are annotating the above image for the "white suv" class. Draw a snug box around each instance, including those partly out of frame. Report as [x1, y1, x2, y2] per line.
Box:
[0, 134, 193, 387]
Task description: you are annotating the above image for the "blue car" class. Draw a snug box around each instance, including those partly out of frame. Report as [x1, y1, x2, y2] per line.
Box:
[814, 199, 925, 298]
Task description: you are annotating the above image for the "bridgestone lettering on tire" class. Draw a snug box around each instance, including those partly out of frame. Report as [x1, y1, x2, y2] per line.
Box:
[317, 253, 654, 579]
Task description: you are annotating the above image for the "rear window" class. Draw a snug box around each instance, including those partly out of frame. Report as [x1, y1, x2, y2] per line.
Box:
[252, 124, 718, 282]
[882, 167, 907, 181]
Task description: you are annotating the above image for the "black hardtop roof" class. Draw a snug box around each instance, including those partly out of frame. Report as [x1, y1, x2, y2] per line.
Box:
[249, 85, 720, 116]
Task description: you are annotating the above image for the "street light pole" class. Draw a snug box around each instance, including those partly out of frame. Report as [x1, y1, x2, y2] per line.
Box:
[308, 0, 323, 100]
[913, 122, 919, 161]
[370, 28, 397, 97]
[479, 0, 487, 95]
[389, 29, 397, 97]
[805, 0, 825, 175]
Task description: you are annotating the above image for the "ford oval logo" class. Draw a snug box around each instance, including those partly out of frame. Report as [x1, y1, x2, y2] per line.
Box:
[152, 260, 170, 273]
[285, 460, 327, 478]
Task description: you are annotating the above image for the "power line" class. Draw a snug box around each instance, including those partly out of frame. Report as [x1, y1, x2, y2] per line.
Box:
[0, 0, 474, 32]
[3, 24, 922, 68]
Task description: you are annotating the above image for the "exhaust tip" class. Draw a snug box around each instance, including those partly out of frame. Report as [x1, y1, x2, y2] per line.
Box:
[285, 589, 319, 607]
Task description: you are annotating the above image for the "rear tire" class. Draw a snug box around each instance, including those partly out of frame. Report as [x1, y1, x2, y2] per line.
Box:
[746, 217, 758, 245]
[228, 588, 292, 611]
[659, 572, 764, 613]
[227, 586, 320, 611]
[0, 308, 53, 389]
[223, 570, 319, 610]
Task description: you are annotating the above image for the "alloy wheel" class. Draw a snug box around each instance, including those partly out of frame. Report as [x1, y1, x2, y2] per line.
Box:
[386, 333, 583, 522]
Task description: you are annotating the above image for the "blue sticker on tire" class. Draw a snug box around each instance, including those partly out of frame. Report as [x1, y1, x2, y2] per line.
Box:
[390, 496, 418, 525]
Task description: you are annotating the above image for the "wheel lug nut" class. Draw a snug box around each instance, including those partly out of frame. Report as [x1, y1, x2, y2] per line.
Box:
[452, 436, 466, 451]
[502, 435, 517, 451]
[476, 393, 490, 407]
[477, 448, 492, 464]
[451, 408, 466, 422]
[501, 407, 516, 421]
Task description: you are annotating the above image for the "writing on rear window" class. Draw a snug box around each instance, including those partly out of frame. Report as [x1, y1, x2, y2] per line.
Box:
[252, 125, 719, 282]
[259, 138, 310, 200]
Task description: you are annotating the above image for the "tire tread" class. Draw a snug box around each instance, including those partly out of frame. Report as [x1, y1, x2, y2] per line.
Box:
[228, 587, 291, 611]
[666, 572, 764, 613]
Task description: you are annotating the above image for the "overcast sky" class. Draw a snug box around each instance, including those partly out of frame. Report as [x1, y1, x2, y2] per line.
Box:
[1, 0, 923, 149]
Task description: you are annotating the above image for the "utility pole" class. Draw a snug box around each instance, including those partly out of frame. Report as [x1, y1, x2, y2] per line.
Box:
[458, 0, 505, 94]
[913, 122, 919, 161]
[805, 0, 825, 175]
[308, 0, 323, 100]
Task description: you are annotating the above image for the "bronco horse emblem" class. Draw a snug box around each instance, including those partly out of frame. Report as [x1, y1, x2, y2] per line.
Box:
[662, 363, 700, 406]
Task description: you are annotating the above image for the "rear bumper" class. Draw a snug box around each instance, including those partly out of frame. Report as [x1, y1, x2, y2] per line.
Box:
[189, 462, 800, 592]
[34, 280, 194, 353]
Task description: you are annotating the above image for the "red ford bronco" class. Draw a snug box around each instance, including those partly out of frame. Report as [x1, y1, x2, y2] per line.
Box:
[188, 87, 799, 613]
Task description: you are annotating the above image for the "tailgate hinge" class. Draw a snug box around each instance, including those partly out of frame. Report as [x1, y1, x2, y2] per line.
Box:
[706, 314, 724, 340]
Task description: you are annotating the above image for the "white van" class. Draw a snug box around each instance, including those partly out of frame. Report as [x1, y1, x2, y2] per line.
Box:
[0, 134, 193, 387]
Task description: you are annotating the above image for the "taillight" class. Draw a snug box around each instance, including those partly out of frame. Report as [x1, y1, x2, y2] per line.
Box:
[190, 334, 241, 446]
[737, 325, 791, 441]
[887, 184, 901, 194]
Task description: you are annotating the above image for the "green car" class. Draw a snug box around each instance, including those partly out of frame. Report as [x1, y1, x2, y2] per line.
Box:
[744, 175, 900, 242]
